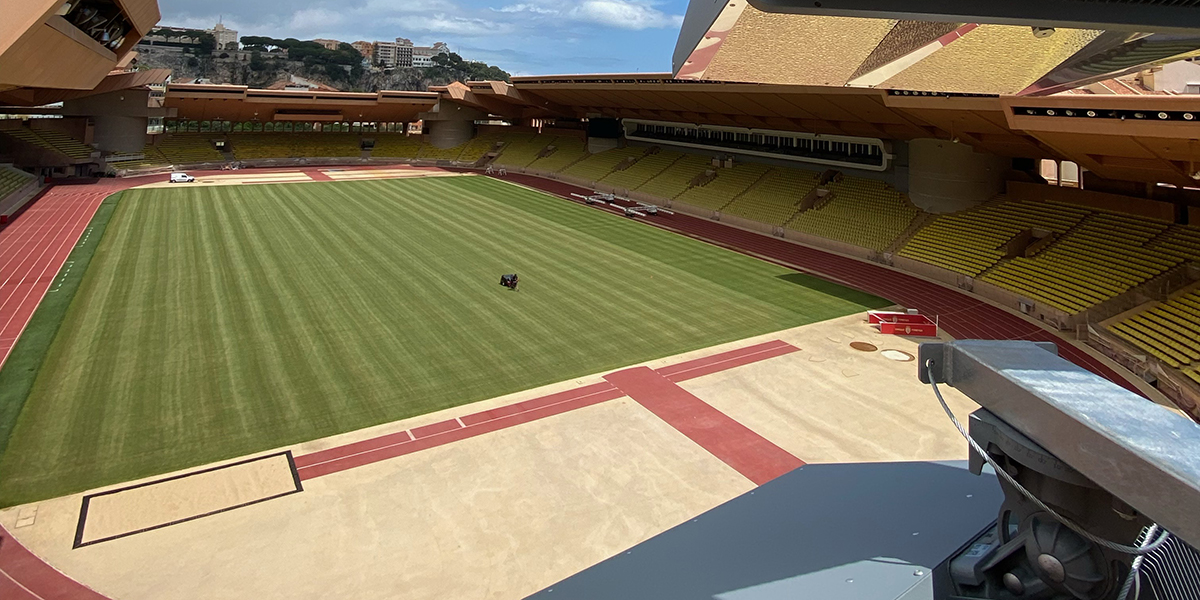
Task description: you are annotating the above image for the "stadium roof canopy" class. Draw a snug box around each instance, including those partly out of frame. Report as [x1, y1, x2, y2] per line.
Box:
[490, 75, 1200, 187]
[163, 77, 1200, 187]
[1, 0, 160, 95]
[163, 84, 439, 124]
[672, 0, 1200, 95]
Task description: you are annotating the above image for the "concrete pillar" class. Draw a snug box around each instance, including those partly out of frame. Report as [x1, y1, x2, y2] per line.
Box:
[426, 119, 474, 149]
[92, 116, 148, 153]
[908, 138, 1009, 213]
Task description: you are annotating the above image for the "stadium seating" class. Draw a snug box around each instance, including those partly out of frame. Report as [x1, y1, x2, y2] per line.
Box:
[456, 133, 506, 164]
[494, 134, 555, 168]
[4, 128, 93, 160]
[370, 134, 422, 158]
[106, 145, 169, 170]
[599, 148, 684, 190]
[526, 136, 587, 172]
[158, 135, 223, 164]
[1111, 290, 1200, 369]
[561, 147, 645, 182]
[981, 209, 1180, 313]
[635, 154, 713, 199]
[230, 133, 361, 159]
[675, 162, 772, 210]
[785, 176, 920, 250]
[721, 168, 821, 227]
[0, 166, 35, 199]
[417, 140, 469, 161]
[900, 199, 1089, 277]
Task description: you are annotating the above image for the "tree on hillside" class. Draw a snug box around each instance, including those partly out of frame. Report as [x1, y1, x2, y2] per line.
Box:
[428, 52, 510, 83]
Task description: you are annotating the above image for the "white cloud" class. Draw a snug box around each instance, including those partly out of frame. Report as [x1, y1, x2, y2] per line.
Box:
[494, 3, 558, 14]
[490, 0, 683, 30]
[286, 8, 347, 33]
[568, 0, 683, 30]
[422, 14, 515, 36]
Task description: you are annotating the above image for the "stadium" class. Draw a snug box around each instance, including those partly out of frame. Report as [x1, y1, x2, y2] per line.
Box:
[1, 1, 1199, 599]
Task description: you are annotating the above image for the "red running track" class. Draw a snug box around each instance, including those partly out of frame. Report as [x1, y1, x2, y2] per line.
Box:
[1, 524, 109, 600]
[498, 172, 1143, 396]
[0, 185, 123, 369]
[605, 366, 805, 485]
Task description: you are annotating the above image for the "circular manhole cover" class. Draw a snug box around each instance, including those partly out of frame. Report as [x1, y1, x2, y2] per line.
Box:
[881, 349, 915, 362]
[850, 342, 878, 352]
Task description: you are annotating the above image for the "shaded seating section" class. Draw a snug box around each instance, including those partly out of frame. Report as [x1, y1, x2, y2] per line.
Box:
[1111, 291, 1200, 371]
[493, 134, 555, 167]
[158, 135, 223, 164]
[526, 136, 587, 172]
[900, 199, 1088, 276]
[1154, 224, 1200, 265]
[371, 134, 422, 158]
[981, 209, 1181, 314]
[0, 166, 35, 198]
[721, 168, 821, 226]
[4, 128, 93, 160]
[417, 139, 470, 161]
[599, 148, 684, 190]
[560, 147, 645, 182]
[635, 154, 712, 199]
[107, 145, 169, 169]
[786, 177, 919, 251]
[674, 162, 771, 210]
[455, 133, 506, 164]
[229, 133, 363, 159]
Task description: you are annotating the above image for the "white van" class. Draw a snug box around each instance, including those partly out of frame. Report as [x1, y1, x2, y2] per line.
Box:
[169, 172, 195, 183]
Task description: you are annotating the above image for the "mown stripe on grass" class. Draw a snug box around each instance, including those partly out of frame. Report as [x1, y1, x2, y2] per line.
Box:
[0, 191, 124, 458]
[0, 177, 889, 506]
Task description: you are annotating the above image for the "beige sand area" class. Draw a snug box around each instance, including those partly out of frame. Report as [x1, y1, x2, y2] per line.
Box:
[130, 168, 466, 190]
[0, 311, 978, 600]
[682, 313, 979, 464]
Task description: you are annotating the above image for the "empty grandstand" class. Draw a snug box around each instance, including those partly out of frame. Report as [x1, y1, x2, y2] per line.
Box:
[720, 168, 821, 227]
[1111, 290, 1200, 377]
[675, 162, 772, 211]
[491, 133, 551, 167]
[230, 133, 361, 160]
[785, 177, 920, 251]
[561, 146, 645, 182]
[982, 209, 1186, 314]
[526, 136, 587, 172]
[159, 135, 224, 164]
[0, 166, 35, 199]
[900, 199, 1089, 277]
[370, 134, 423, 159]
[599, 148, 684, 191]
[3, 128, 94, 161]
[635, 153, 713, 199]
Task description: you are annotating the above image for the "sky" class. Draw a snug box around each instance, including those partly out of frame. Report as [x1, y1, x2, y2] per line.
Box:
[157, 0, 691, 76]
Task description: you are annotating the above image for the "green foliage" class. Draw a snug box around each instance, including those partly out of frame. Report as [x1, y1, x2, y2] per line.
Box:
[428, 51, 511, 82]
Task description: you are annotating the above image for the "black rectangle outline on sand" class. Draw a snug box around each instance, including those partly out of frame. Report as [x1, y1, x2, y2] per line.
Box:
[73, 451, 303, 549]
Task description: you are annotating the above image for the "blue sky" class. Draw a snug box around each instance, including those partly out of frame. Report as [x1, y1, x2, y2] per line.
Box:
[157, 0, 690, 76]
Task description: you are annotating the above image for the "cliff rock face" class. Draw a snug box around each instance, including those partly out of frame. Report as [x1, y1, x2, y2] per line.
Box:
[137, 49, 508, 92]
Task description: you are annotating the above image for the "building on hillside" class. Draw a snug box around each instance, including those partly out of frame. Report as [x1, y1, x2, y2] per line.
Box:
[313, 39, 343, 51]
[207, 22, 239, 50]
[351, 41, 374, 62]
[374, 38, 414, 68]
[412, 42, 449, 68]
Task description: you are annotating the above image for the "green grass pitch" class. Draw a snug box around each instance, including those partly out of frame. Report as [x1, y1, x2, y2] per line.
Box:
[0, 175, 888, 505]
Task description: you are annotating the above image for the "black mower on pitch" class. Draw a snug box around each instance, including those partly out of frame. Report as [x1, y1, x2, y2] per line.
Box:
[499, 273, 519, 291]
